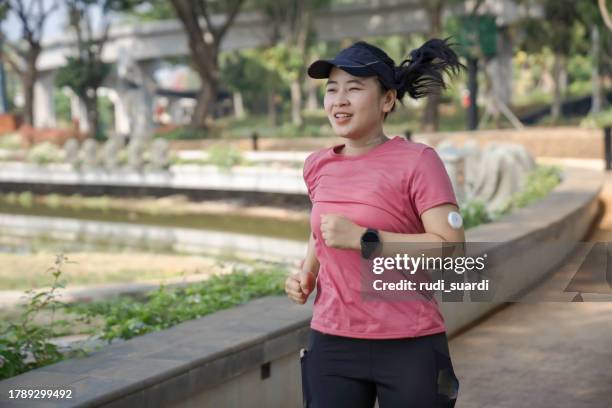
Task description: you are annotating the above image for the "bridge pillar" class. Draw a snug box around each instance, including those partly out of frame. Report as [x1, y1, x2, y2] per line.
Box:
[131, 60, 157, 141]
[105, 87, 131, 136]
[33, 71, 57, 128]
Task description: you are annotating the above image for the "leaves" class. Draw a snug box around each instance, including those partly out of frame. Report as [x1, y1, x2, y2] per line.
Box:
[0, 254, 71, 380]
[68, 266, 287, 342]
[55, 56, 112, 98]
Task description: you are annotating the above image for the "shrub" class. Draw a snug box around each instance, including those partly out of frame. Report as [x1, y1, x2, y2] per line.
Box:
[26, 142, 64, 165]
[460, 200, 491, 229]
[66, 266, 286, 342]
[494, 165, 562, 217]
[0, 255, 82, 380]
[0, 133, 22, 150]
[206, 144, 245, 169]
[156, 126, 209, 140]
[461, 165, 562, 229]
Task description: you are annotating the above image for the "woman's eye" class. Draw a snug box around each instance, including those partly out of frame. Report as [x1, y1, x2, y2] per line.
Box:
[326, 89, 336, 93]
[349, 88, 361, 91]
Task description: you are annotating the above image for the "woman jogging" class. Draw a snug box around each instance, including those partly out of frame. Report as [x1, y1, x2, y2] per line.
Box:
[284, 38, 465, 408]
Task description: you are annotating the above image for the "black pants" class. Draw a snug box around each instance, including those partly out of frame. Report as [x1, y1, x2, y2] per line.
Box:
[300, 328, 459, 408]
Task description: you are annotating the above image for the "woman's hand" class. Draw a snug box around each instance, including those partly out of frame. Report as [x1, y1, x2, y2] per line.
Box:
[320, 213, 366, 250]
[285, 270, 316, 304]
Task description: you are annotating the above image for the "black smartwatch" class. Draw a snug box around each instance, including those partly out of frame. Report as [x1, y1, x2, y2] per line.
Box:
[360, 228, 381, 259]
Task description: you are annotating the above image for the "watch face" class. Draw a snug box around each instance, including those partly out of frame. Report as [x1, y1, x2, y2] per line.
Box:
[361, 229, 380, 259]
[363, 231, 379, 243]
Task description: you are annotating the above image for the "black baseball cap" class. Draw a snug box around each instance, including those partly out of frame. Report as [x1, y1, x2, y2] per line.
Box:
[307, 41, 397, 89]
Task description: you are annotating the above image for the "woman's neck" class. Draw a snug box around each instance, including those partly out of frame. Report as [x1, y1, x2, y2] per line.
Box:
[341, 129, 389, 156]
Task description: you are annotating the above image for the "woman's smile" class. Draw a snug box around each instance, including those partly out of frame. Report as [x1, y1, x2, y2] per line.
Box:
[333, 111, 353, 125]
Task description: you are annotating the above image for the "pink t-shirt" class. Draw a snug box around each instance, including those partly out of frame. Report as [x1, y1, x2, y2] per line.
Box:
[303, 135, 458, 339]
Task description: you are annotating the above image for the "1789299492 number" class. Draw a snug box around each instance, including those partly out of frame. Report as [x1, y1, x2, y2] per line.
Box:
[8, 389, 73, 399]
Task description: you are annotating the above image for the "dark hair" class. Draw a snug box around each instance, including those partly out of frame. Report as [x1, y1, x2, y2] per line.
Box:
[357, 38, 464, 118]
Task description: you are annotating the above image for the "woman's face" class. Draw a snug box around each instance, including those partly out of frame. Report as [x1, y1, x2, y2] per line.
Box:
[323, 67, 396, 139]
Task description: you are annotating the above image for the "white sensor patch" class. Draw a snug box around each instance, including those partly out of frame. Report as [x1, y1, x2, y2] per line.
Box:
[447, 211, 463, 229]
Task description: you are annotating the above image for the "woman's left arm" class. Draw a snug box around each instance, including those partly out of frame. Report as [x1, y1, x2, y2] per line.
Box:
[319, 203, 465, 257]
[375, 203, 465, 257]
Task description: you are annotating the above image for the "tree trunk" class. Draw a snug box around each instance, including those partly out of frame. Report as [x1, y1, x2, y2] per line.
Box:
[290, 79, 303, 127]
[306, 78, 319, 111]
[423, 93, 441, 132]
[169, 0, 244, 129]
[267, 90, 278, 127]
[551, 54, 564, 122]
[22, 73, 35, 126]
[192, 80, 215, 128]
[22, 47, 40, 126]
[591, 25, 602, 114]
[190, 46, 220, 128]
[83, 91, 99, 138]
[233, 91, 246, 119]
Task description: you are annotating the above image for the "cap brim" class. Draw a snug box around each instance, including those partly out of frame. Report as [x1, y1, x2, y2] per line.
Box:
[307, 58, 376, 79]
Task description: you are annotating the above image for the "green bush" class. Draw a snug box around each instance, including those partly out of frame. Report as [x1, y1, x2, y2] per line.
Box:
[0, 255, 83, 380]
[461, 165, 562, 229]
[495, 165, 562, 217]
[0, 255, 288, 379]
[0, 133, 22, 150]
[66, 266, 286, 342]
[206, 144, 245, 169]
[26, 142, 64, 165]
[157, 126, 209, 140]
[460, 200, 492, 230]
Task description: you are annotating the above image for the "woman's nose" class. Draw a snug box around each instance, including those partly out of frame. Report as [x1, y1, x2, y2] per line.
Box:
[333, 92, 349, 106]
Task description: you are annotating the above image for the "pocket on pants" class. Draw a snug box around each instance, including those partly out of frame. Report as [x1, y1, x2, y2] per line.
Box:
[300, 348, 311, 408]
[430, 334, 460, 407]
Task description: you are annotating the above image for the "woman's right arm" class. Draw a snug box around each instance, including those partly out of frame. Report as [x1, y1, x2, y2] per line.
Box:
[285, 231, 319, 304]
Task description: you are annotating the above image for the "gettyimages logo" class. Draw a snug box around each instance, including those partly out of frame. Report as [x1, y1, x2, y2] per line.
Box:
[359, 242, 612, 303]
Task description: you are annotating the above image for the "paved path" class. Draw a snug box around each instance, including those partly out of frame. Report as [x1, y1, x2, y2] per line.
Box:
[450, 172, 612, 408]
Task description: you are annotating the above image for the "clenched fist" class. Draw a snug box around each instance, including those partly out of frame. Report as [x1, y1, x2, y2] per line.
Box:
[285, 270, 316, 304]
[320, 213, 366, 249]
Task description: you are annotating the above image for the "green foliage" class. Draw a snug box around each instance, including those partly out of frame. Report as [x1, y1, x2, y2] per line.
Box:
[54, 91, 72, 124]
[0, 255, 81, 380]
[206, 144, 245, 169]
[261, 44, 304, 83]
[494, 166, 563, 217]
[0, 133, 22, 150]
[460, 200, 491, 230]
[581, 107, 612, 128]
[26, 142, 64, 165]
[55, 57, 112, 98]
[516, 0, 589, 57]
[17, 191, 33, 208]
[156, 126, 210, 140]
[97, 95, 115, 141]
[66, 267, 287, 342]
[460, 165, 562, 229]
[221, 51, 274, 94]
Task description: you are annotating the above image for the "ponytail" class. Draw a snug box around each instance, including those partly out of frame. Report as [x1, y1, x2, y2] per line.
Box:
[394, 38, 464, 101]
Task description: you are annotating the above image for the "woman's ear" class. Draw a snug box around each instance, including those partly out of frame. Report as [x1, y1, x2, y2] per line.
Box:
[382, 89, 397, 113]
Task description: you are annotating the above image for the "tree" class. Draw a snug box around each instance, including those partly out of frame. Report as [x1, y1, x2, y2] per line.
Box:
[0, 0, 58, 126]
[169, 0, 245, 128]
[419, 0, 466, 132]
[55, 0, 112, 138]
[516, 0, 582, 122]
[221, 50, 278, 119]
[258, 0, 330, 127]
[55, 0, 141, 138]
